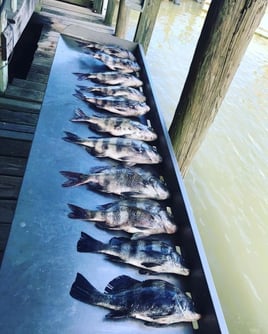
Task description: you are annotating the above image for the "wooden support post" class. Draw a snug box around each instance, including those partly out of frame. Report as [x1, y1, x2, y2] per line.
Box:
[104, 0, 116, 26]
[93, 0, 104, 14]
[0, 3, 8, 92]
[133, 0, 161, 53]
[169, 0, 268, 177]
[115, 0, 129, 38]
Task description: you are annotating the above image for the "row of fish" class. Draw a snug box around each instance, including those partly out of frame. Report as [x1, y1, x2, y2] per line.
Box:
[63, 41, 200, 327]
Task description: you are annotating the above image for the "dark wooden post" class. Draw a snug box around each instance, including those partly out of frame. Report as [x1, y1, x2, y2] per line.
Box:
[134, 0, 161, 53]
[169, 0, 268, 177]
[104, 0, 117, 26]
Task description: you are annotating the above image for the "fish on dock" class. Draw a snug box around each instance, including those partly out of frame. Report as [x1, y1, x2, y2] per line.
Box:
[73, 71, 143, 87]
[73, 90, 150, 117]
[62, 131, 161, 165]
[60, 165, 170, 200]
[68, 202, 177, 239]
[77, 85, 146, 102]
[92, 51, 141, 73]
[70, 273, 201, 326]
[81, 41, 136, 61]
[70, 109, 157, 142]
[77, 232, 189, 275]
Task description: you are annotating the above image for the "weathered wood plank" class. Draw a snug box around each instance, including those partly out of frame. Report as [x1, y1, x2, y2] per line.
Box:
[0, 200, 17, 223]
[0, 137, 31, 157]
[0, 97, 41, 113]
[0, 108, 39, 126]
[4, 85, 45, 103]
[11, 78, 47, 93]
[0, 121, 36, 135]
[0, 175, 22, 199]
[0, 156, 27, 177]
[0, 224, 12, 250]
[0, 129, 34, 141]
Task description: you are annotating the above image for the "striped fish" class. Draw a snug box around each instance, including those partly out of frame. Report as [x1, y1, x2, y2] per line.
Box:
[76, 232, 189, 276]
[77, 85, 146, 102]
[68, 203, 177, 238]
[93, 51, 140, 73]
[73, 71, 143, 87]
[60, 165, 170, 200]
[62, 132, 162, 165]
[73, 90, 150, 117]
[70, 273, 201, 325]
[70, 109, 157, 141]
[81, 41, 136, 61]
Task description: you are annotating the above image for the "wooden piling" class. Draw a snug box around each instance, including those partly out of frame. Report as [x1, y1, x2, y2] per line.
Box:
[169, 0, 268, 177]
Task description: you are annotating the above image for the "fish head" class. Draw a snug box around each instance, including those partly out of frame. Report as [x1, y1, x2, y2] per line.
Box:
[142, 145, 162, 164]
[175, 293, 201, 322]
[145, 177, 170, 200]
[170, 252, 190, 276]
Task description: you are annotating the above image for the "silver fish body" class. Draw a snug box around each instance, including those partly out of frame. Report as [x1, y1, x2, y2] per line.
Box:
[78, 85, 146, 102]
[93, 51, 140, 73]
[60, 165, 170, 200]
[77, 232, 189, 275]
[70, 273, 201, 325]
[73, 71, 143, 87]
[70, 109, 158, 142]
[74, 90, 150, 117]
[63, 132, 162, 165]
[82, 42, 136, 61]
[68, 202, 177, 238]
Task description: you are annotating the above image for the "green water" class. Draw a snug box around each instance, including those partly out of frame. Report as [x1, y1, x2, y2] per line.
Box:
[127, 1, 268, 332]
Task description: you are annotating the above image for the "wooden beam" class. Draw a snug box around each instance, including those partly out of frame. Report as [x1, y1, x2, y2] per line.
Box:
[169, 0, 268, 177]
[133, 0, 161, 53]
[104, 0, 116, 26]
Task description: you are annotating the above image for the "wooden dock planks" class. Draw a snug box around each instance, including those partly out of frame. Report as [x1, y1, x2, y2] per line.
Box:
[0, 0, 113, 265]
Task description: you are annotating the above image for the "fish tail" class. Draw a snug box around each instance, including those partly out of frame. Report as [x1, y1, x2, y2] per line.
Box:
[60, 171, 90, 187]
[63, 131, 84, 145]
[68, 204, 101, 221]
[73, 89, 86, 102]
[70, 108, 90, 122]
[77, 232, 105, 253]
[76, 85, 91, 92]
[70, 273, 106, 306]
[73, 72, 89, 81]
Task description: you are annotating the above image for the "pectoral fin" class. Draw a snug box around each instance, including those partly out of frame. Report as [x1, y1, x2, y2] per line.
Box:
[105, 310, 130, 319]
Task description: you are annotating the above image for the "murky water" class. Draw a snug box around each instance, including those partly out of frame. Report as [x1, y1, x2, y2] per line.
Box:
[126, 1, 268, 333]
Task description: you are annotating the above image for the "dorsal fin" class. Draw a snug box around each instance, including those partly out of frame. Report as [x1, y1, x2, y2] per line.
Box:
[104, 275, 140, 294]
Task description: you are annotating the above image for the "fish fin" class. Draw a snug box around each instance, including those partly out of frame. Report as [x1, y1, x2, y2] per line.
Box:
[141, 262, 163, 268]
[105, 255, 123, 263]
[96, 202, 117, 210]
[88, 165, 108, 174]
[105, 310, 130, 319]
[104, 275, 140, 294]
[73, 72, 89, 81]
[109, 236, 130, 246]
[70, 273, 104, 305]
[70, 108, 89, 122]
[144, 322, 167, 327]
[131, 232, 148, 240]
[76, 85, 90, 92]
[86, 182, 105, 192]
[73, 89, 86, 102]
[120, 191, 141, 197]
[77, 232, 104, 253]
[88, 122, 104, 133]
[63, 131, 83, 144]
[138, 269, 155, 275]
[68, 204, 91, 220]
[60, 171, 89, 187]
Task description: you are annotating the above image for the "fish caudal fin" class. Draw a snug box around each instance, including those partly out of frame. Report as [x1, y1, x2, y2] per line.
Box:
[62, 131, 84, 145]
[77, 232, 105, 253]
[60, 171, 89, 187]
[68, 204, 95, 220]
[73, 72, 89, 81]
[70, 108, 90, 122]
[70, 273, 105, 306]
